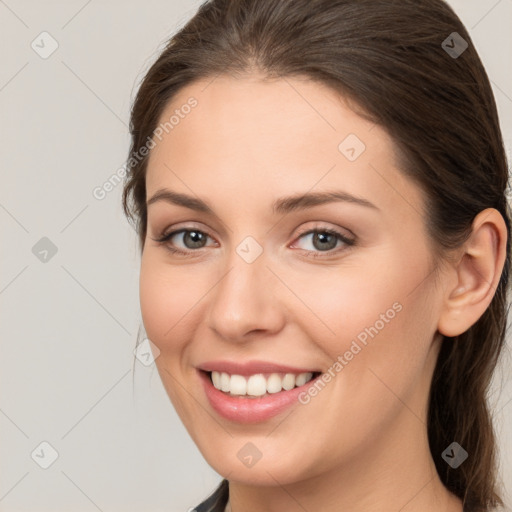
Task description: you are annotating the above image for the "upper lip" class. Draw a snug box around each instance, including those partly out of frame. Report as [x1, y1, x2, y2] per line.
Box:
[197, 360, 320, 376]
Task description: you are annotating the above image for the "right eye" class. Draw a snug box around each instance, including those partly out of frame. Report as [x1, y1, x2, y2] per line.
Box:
[152, 228, 217, 257]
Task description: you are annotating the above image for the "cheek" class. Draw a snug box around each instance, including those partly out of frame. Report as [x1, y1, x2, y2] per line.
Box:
[139, 253, 199, 350]
[139, 254, 203, 418]
[298, 253, 435, 397]
[286, 260, 402, 348]
[139, 261, 168, 345]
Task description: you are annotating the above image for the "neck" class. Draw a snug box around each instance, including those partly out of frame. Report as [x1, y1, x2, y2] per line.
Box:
[227, 408, 462, 512]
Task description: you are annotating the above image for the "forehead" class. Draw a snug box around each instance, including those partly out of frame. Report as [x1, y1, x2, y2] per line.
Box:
[145, 74, 424, 220]
[150, 74, 380, 164]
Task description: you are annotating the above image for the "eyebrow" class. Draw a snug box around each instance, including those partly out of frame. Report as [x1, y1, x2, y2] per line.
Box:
[146, 188, 379, 214]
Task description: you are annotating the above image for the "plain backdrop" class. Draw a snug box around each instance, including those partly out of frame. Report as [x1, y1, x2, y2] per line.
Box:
[1, 1, 511, 511]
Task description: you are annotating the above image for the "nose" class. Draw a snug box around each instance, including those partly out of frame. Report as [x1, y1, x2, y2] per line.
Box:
[206, 249, 286, 343]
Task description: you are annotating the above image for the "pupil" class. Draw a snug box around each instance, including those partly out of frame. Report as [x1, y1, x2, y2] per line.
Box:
[314, 232, 336, 251]
[186, 231, 205, 248]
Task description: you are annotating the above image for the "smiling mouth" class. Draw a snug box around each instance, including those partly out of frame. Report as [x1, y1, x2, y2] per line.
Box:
[204, 370, 322, 398]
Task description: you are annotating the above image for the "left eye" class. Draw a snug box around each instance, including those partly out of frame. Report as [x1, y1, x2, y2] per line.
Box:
[292, 228, 354, 254]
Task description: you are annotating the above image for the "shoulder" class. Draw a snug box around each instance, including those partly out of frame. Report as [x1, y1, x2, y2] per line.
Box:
[191, 479, 229, 512]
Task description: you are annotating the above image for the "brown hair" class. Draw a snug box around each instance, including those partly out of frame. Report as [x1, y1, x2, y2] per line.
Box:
[122, 1, 511, 510]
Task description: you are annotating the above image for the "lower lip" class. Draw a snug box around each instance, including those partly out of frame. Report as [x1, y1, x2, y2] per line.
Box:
[198, 370, 321, 423]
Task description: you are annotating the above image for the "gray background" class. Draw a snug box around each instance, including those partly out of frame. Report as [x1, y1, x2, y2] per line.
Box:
[0, 1, 511, 511]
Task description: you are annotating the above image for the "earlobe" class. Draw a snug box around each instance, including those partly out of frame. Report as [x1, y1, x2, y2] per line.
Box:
[437, 208, 507, 338]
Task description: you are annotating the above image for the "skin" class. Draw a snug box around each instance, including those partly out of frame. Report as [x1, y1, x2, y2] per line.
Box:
[139, 73, 507, 512]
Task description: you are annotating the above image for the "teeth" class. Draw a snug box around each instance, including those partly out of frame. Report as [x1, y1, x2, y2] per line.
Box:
[295, 373, 309, 387]
[210, 371, 315, 397]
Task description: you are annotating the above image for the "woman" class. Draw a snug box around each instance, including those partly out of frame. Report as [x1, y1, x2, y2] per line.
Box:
[122, 0, 511, 510]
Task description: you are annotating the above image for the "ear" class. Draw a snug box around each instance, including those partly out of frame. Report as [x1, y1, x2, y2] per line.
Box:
[437, 208, 508, 338]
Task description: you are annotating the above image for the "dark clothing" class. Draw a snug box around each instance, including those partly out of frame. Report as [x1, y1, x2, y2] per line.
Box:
[192, 479, 481, 511]
[193, 479, 229, 512]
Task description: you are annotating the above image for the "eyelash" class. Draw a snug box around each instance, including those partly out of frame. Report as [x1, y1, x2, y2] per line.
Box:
[152, 224, 356, 260]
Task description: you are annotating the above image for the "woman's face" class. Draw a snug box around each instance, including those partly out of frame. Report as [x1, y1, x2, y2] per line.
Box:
[140, 74, 448, 485]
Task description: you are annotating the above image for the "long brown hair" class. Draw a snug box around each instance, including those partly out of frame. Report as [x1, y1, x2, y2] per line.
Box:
[122, 1, 511, 510]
